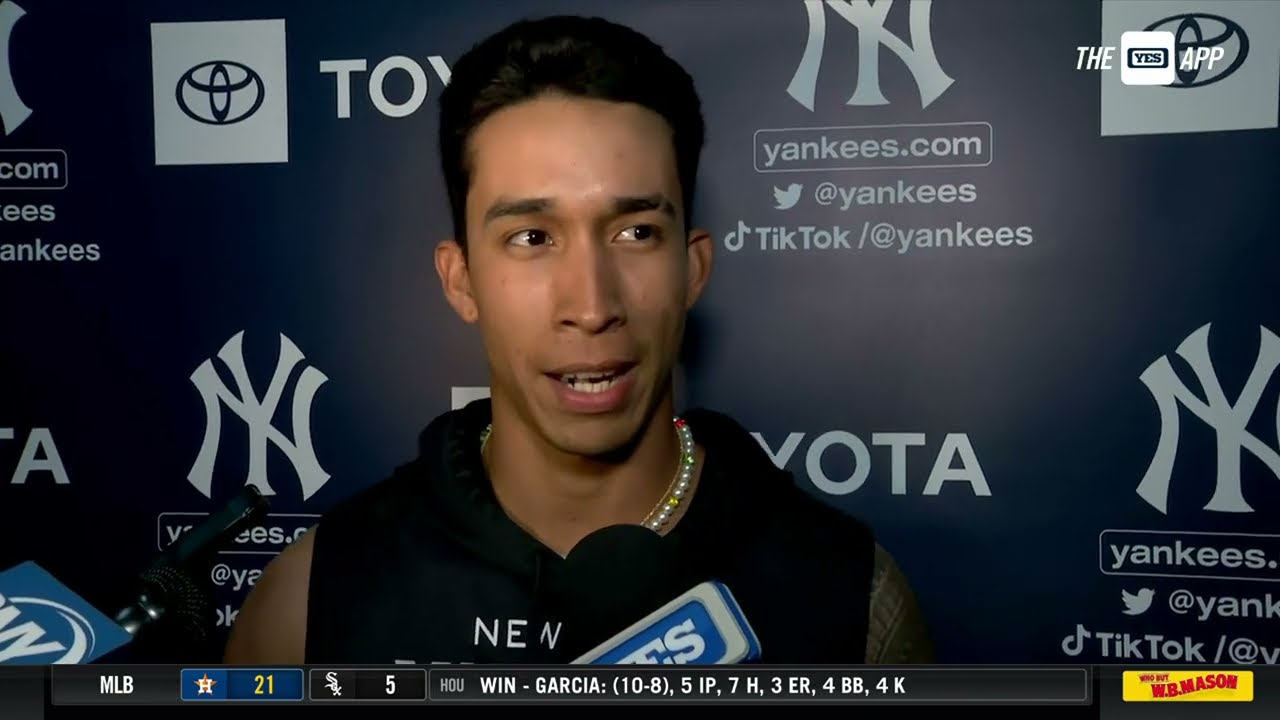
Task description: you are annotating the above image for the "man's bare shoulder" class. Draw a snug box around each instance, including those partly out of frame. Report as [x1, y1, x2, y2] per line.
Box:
[865, 543, 935, 663]
[222, 525, 317, 664]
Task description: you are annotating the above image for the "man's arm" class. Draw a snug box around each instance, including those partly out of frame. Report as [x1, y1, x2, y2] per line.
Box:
[222, 526, 316, 664]
[865, 543, 934, 663]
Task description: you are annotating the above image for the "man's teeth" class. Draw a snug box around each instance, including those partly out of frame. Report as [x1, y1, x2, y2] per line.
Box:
[562, 372, 621, 393]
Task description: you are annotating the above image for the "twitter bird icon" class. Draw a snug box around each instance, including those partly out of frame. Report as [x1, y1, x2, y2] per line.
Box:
[773, 183, 802, 210]
[1122, 588, 1154, 616]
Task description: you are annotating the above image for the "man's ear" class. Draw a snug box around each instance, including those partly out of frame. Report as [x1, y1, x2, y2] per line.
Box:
[684, 228, 714, 309]
[435, 239, 478, 323]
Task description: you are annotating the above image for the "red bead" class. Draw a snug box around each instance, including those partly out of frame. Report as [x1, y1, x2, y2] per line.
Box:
[674, 418, 687, 428]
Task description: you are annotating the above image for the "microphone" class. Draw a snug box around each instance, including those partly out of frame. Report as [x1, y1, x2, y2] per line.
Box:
[553, 524, 698, 658]
[0, 486, 270, 664]
[572, 580, 761, 664]
[111, 486, 271, 652]
[110, 561, 211, 643]
[158, 485, 271, 570]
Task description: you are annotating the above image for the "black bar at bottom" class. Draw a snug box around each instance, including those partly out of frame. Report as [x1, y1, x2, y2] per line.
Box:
[0, 665, 44, 720]
[44, 702, 1102, 718]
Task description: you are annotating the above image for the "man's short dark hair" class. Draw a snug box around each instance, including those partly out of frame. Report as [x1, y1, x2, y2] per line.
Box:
[438, 15, 705, 250]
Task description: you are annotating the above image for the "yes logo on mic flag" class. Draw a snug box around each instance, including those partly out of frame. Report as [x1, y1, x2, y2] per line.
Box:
[574, 581, 761, 664]
[0, 561, 133, 664]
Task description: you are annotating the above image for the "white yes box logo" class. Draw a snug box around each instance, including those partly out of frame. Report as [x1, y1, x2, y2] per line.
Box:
[150, 19, 289, 165]
[1120, 31, 1175, 86]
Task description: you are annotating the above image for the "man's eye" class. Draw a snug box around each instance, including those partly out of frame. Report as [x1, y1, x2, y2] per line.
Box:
[508, 229, 552, 247]
[617, 225, 660, 242]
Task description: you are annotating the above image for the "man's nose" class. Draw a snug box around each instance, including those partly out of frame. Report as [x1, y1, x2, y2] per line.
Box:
[553, 239, 625, 334]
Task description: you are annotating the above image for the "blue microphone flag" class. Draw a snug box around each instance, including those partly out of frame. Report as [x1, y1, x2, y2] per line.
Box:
[0, 561, 133, 664]
[572, 580, 761, 664]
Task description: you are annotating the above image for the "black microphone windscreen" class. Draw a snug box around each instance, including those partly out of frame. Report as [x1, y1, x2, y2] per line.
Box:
[140, 563, 212, 641]
[554, 524, 696, 656]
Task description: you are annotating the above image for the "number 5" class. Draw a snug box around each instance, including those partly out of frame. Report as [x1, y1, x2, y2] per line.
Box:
[386, 675, 397, 695]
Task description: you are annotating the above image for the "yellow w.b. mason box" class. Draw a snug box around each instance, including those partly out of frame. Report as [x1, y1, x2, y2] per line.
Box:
[1122, 670, 1254, 702]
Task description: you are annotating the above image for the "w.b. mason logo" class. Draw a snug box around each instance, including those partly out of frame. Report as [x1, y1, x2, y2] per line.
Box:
[188, 331, 330, 501]
[1137, 323, 1280, 514]
[787, 0, 954, 111]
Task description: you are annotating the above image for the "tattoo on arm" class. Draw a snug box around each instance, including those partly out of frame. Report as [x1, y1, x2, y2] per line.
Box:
[865, 543, 935, 663]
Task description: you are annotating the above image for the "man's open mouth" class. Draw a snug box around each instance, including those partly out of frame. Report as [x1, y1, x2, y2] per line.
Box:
[548, 364, 635, 394]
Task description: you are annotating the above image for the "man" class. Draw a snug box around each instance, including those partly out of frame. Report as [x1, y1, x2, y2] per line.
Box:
[225, 14, 932, 665]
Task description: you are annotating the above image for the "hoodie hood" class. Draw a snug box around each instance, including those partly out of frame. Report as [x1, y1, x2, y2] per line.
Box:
[412, 399, 549, 585]
[411, 399, 802, 593]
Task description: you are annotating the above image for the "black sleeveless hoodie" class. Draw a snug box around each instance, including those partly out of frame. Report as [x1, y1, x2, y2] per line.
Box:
[305, 399, 875, 663]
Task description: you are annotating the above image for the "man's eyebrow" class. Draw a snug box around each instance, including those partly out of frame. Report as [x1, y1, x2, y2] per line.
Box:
[614, 194, 676, 218]
[483, 197, 553, 225]
[482, 194, 678, 225]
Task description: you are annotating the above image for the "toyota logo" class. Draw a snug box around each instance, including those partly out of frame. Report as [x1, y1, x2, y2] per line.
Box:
[175, 60, 265, 125]
[1144, 13, 1248, 88]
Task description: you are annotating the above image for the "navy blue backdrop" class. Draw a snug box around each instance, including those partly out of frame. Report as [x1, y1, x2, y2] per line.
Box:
[1, 0, 1278, 664]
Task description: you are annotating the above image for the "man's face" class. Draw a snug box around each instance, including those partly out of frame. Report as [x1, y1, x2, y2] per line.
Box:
[438, 94, 711, 457]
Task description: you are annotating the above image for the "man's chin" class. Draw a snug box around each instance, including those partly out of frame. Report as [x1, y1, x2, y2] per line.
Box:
[522, 399, 645, 459]
[546, 417, 644, 462]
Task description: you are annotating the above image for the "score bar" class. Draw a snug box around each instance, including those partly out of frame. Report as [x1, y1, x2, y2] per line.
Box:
[309, 668, 428, 701]
[179, 668, 303, 701]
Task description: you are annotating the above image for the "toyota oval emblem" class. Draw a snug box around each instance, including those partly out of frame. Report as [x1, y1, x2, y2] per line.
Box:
[175, 60, 265, 125]
[1143, 13, 1249, 88]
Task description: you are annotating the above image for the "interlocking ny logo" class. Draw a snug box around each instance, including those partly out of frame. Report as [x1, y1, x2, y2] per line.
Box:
[787, 0, 954, 111]
[188, 331, 330, 501]
[1137, 323, 1280, 514]
[0, 0, 32, 135]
